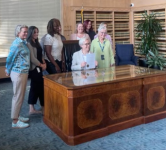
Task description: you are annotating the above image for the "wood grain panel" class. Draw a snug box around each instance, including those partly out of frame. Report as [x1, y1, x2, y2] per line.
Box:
[143, 76, 166, 116]
[143, 75, 166, 85]
[77, 99, 103, 129]
[44, 86, 69, 135]
[68, 79, 142, 98]
[147, 86, 165, 111]
[44, 79, 67, 96]
[109, 90, 141, 119]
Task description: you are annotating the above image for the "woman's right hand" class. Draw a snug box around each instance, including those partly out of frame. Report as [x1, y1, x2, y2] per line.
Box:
[55, 66, 61, 73]
[40, 64, 46, 71]
[81, 62, 87, 68]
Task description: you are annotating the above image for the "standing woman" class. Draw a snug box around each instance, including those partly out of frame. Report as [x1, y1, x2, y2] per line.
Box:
[90, 26, 115, 68]
[6, 25, 30, 128]
[94, 22, 113, 50]
[44, 18, 63, 74]
[83, 20, 96, 41]
[70, 22, 90, 41]
[27, 26, 46, 115]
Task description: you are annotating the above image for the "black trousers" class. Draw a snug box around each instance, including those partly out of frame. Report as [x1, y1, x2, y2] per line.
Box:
[45, 59, 62, 74]
[28, 67, 44, 106]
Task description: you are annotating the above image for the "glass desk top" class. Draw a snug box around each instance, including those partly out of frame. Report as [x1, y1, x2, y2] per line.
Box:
[44, 65, 166, 89]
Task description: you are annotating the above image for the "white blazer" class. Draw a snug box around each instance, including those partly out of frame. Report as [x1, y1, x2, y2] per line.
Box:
[71, 50, 84, 71]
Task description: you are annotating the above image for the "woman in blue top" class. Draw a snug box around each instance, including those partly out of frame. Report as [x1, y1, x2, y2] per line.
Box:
[6, 25, 30, 129]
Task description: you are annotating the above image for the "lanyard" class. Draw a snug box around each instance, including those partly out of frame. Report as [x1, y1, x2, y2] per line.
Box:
[99, 41, 106, 52]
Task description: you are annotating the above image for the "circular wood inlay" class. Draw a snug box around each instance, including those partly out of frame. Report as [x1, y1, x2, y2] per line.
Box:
[147, 86, 165, 111]
[77, 99, 103, 129]
[109, 90, 140, 120]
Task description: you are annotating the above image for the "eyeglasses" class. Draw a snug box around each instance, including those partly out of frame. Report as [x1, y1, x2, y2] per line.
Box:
[100, 32, 107, 35]
[83, 43, 91, 46]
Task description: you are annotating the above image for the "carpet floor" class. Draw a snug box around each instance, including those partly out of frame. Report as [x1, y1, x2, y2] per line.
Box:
[1, 79, 166, 150]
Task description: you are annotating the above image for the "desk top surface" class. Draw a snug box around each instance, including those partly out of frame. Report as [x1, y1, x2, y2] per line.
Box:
[44, 65, 166, 89]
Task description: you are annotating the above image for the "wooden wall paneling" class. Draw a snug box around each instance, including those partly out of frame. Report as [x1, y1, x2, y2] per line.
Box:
[112, 11, 115, 52]
[133, 10, 146, 56]
[94, 11, 96, 32]
[131, 0, 166, 8]
[72, 0, 131, 8]
[114, 11, 130, 45]
[130, 11, 133, 44]
[149, 9, 166, 56]
[0, 67, 7, 79]
[0, 57, 8, 79]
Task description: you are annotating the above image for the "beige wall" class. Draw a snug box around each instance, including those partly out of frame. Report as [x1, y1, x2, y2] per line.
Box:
[72, 0, 131, 8]
[131, 0, 166, 7]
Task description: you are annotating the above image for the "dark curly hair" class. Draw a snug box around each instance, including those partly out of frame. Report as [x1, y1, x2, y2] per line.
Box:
[47, 18, 60, 36]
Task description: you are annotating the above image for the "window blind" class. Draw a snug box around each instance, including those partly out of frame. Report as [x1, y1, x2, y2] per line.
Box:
[0, 0, 61, 57]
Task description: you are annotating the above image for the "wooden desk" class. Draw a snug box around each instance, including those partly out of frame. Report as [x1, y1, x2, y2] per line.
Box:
[43, 65, 166, 145]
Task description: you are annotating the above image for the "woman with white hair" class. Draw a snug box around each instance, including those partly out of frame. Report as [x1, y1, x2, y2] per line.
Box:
[6, 25, 30, 128]
[71, 37, 97, 70]
[90, 25, 115, 68]
[94, 22, 113, 49]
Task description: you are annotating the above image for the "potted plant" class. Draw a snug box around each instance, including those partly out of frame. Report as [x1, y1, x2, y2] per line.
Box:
[135, 11, 162, 67]
[146, 51, 166, 70]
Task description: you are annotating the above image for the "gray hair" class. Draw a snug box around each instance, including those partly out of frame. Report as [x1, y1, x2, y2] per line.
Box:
[98, 25, 107, 32]
[79, 37, 90, 47]
[15, 25, 28, 37]
[99, 22, 106, 27]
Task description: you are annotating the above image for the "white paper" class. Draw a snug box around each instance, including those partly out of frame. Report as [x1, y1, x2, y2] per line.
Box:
[86, 53, 95, 69]
[37, 67, 40, 73]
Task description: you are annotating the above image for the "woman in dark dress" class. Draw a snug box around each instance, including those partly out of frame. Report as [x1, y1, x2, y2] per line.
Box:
[27, 26, 46, 115]
[83, 20, 96, 41]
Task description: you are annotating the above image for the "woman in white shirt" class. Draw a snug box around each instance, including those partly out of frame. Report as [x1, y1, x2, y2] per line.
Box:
[70, 22, 90, 41]
[44, 18, 63, 73]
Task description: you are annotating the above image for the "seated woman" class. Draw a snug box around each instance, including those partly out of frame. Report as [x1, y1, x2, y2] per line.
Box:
[83, 20, 96, 41]
[70, 22, 90, 41]
[91, 25, 115, 68]
[71, 37, 97, 71]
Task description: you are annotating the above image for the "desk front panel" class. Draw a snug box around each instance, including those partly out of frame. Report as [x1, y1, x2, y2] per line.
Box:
[43, 65, 166, 145]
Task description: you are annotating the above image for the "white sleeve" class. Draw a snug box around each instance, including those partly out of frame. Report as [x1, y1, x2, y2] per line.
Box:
[44, 34, 53, 46]
[71, 52, 82, 71]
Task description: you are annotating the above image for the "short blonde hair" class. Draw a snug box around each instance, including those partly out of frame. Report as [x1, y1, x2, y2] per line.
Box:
[75, 22, 84, 33]
[15, 25, 28, 37]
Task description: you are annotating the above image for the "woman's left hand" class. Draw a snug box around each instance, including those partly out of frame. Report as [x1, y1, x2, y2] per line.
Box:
[5, 69, 10, 76]
[95, 61, 98, 67]
[40, 63, 46, 71]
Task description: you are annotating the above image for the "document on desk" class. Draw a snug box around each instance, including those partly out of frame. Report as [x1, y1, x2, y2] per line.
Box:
[86, 53, 95, 69]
